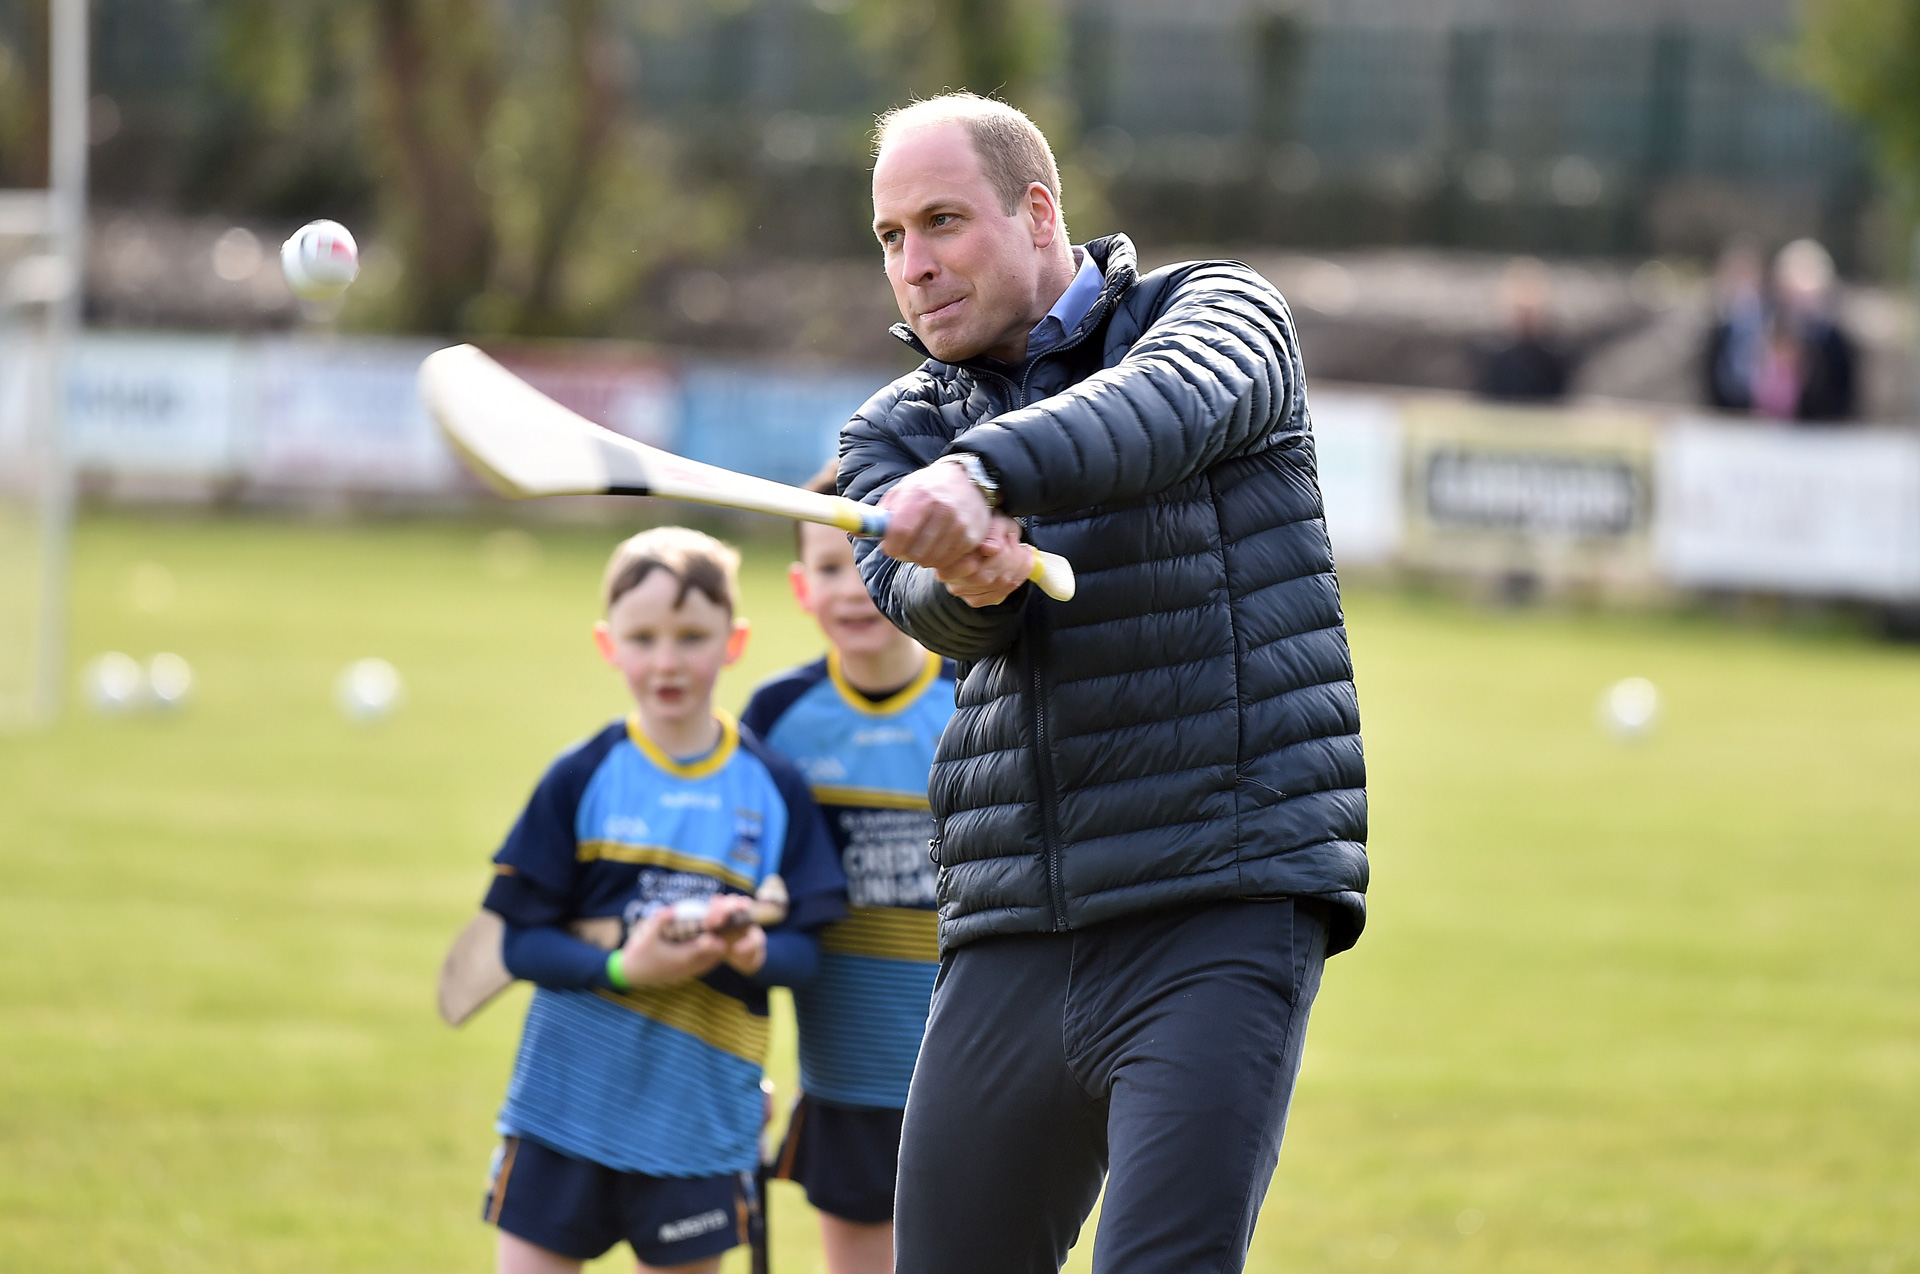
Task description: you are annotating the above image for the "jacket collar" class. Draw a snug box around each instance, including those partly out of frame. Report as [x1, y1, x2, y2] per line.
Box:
[889, 233, 1141, 369]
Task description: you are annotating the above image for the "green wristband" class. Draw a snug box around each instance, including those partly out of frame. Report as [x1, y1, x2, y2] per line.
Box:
[605, 950, 631, 991]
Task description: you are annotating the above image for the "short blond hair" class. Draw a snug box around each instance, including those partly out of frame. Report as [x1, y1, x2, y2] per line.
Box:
[875, 93, 1061, 216]
[602, 526, 742, 616]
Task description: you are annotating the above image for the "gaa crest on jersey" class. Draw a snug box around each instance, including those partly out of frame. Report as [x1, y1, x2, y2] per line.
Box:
[728, 808, 764, 870]
[601, 813, 651, 841]
[797, 754, 848, 783]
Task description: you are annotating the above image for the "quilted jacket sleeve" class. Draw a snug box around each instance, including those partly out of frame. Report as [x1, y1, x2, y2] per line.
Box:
[948, 261, 1304, 516]
[840, 383, 1032, 661]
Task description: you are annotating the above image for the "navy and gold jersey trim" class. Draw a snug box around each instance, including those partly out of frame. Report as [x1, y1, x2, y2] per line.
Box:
[594, 979, 771, 1064]
[827, 650, 943, 717]
[574, 841, 756, 894]
[809, 785, 932, 811]
[626, 711, 741, 779]
[819, 906, 940, 963]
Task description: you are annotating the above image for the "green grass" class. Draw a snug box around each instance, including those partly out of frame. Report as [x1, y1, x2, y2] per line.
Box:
[2, 512, 1917, 1273]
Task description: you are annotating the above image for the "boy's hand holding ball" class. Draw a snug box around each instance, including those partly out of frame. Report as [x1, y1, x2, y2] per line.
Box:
[616, 908, 729, 986]
[707, 895, 768, 977]
[618, 886, 780, 985]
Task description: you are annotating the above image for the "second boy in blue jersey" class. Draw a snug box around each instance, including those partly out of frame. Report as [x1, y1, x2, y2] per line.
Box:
[742, 466, 954, 1274]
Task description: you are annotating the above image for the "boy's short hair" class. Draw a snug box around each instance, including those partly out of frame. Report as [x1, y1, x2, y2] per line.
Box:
[794, 458, 841, 559]
[603, 526, 741, 615]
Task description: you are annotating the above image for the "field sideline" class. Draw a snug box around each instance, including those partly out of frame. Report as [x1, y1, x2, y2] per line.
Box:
[2, 513, 1916, 1273]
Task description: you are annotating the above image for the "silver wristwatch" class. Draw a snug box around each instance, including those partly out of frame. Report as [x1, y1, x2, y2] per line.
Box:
[940, 452, 1001, 509]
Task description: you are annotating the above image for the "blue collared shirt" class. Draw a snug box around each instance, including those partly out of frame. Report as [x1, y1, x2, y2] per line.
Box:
[1024, 247, 1104, 360]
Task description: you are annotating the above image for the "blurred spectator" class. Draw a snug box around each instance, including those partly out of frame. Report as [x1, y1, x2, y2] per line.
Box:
[1768, 239, 1855, 422]
[1703, 238, 1765, 411]
[1475, 257, 1572, 401]
[1705, 237, 1857, 422]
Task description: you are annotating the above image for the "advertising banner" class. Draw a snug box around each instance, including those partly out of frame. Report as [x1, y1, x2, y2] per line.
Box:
[679, 364, 891, 490]
[64, 334, 242, 477]
[247, 339, 459, 493]
[1656, 419, 1920, 601]
[1397, 397, 1661, 593]
[1310, 389, 1403, 566]
[489, 345, 680, 450]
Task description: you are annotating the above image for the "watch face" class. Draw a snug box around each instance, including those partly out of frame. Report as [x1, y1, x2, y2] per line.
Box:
[960, 455, 998, 503]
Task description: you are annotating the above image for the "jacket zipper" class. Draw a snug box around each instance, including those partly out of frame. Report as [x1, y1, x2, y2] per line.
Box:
[1030, 607, 1068, 929]
[997, 360, 1072, 931]
[967, 286, 1121, 934]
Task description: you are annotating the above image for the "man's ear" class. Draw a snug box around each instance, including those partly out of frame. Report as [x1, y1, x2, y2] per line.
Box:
[724, 618, 751, 666]
[1027, 181, 1061, 249]
[788, 562, 813, 613]
[591, 620, 616, 666]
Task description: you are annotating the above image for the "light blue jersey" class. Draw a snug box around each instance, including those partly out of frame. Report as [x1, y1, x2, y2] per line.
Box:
[485, 714, 844, 1176]
[743, 653, 954, 1109]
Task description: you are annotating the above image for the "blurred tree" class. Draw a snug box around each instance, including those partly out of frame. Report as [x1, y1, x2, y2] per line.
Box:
[213, 0, 738, 335]
[1797, 0, 1920, 228]
[847, 0, 1061, 121]
[0, 3, 49, 189]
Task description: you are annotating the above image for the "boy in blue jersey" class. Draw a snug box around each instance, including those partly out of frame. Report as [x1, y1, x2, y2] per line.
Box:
[741, 466, 954, 1274]
[479, 526, 846, 1274]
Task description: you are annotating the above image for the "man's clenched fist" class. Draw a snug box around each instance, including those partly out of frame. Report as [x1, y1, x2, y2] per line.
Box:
[879, 460, 1032, 607]
[878, 457, 993, 572]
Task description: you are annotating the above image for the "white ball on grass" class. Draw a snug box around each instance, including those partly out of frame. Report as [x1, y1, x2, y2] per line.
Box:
[1598, 676, 1660, 740]
[335, 658, 404, 724]
[147, 653, 194, 710]
[280, 219, 359, 301]
[83, 652, 146, 715]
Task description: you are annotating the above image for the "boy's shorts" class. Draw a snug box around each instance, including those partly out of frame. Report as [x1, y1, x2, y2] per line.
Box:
[482, 1135, 750, 1264]
[771, 1094, 905, 1225]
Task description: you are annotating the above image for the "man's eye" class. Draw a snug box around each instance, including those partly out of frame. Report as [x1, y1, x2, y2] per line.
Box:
[880, 230, 901, 248]
[931, 214, 952, 227]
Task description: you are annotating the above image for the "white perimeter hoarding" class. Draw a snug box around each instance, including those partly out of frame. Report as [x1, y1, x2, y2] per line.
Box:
[64, 334, 242, 477]
[490, 347, 679, 451]
[1308, 389, 1403, 566]
[248, 339, 458, 493]
[1656, 418, 1920, 601]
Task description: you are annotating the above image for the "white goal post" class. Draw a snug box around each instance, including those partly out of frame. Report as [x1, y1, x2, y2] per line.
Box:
[0, 0, 86, 729]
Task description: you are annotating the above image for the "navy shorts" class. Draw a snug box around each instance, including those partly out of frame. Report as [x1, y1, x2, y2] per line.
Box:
[482, 1135, 750, 1264]
[772, 1094, 904, 1224]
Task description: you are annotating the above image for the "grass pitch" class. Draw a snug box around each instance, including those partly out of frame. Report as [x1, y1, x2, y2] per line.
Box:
[1, 512, 1916, 1273]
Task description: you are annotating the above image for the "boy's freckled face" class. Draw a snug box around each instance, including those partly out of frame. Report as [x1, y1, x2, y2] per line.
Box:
[597, 571, 743, 729]
[792, 524, 892, 657]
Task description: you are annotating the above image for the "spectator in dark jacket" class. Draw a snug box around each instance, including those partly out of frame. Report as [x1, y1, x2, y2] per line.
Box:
[1761, 238, 1856, 423]
[1706, 236, 1857, 422]
[1704, 238, 1765, 411]
[1475, 256, 1572, 402]
[838, 93, 1367, 1274]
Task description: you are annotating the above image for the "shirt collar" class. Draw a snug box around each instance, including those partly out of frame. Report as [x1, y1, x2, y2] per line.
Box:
[1025, 246, 1104, 358]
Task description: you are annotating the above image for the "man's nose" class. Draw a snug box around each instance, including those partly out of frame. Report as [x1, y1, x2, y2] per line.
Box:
[899, 231, 938, 285]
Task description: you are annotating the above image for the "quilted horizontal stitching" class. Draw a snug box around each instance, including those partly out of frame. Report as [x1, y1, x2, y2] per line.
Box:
[1058, 809, 1233, 845]
[1217, 504, 1326, 538]
[1051, 597, 1230, 639]
[1050, 698, 1236, 745]
[1236, 771, 1362, 803]
[1240, 676, 1357, 712]
[1239, 621, 1349, 662]
[1230, 569, 1341, 612]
